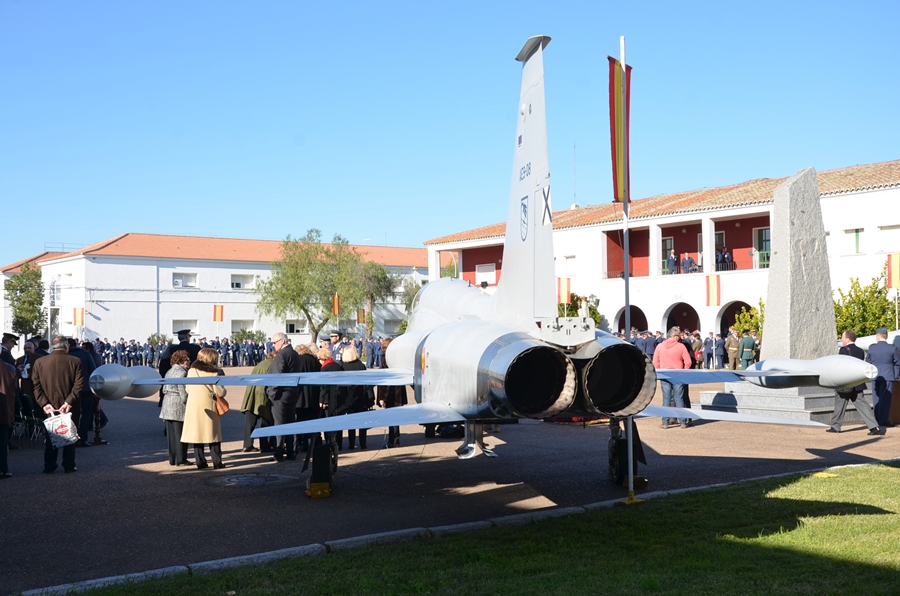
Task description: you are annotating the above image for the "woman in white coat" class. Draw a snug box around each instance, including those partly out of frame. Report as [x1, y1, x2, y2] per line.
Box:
[181, 348, 227, 469]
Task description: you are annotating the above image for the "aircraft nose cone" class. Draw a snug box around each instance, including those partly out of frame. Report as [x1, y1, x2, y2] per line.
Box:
[864, 363, 878, 380]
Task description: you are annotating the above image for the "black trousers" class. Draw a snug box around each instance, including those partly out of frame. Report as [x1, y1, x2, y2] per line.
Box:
[164, 419, 189, 464]
[269, 398, 296, 456]
[193, 442, 222, 467]
[0, 423, 8, 474]
[79, 397, 96, 440]
[873, 378, 894, 426]
[44, 430, 76, 472]
[243, 410, 273, 449]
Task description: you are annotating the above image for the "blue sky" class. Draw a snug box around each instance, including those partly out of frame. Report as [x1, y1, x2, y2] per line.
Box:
[2, 0, 897, 267]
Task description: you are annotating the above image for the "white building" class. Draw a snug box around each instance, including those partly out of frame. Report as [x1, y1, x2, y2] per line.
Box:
[2, 233, 447, 347]
[424, 160, 900, 336]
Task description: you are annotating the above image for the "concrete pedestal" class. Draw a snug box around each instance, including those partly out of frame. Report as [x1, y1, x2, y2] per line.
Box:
[698, 381, 873, 424]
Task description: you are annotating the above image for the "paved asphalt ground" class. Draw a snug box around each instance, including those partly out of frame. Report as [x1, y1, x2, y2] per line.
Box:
[3, 372, 898, 595]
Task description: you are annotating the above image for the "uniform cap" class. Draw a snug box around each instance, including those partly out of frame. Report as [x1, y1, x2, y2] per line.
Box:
[876, 327, 888, 335]
[2, 332, 19, 342]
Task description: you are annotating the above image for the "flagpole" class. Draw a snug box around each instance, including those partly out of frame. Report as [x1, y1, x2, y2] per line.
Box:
[619, 35, 636, 504]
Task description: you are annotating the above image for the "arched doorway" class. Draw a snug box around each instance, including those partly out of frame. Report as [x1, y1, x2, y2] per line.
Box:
[614, 305, 648, 334]
[719, 301, 752, 337]
[665, 302, 700, 333]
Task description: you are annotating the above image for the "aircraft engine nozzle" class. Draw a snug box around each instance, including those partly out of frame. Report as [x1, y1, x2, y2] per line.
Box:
[89, 364, 161, 400]
[582, 342, 657, 417]
[744, 354, 878, 389]
[486, 341, 576, 418]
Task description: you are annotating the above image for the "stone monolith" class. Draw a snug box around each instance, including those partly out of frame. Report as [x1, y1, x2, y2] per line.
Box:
[759, 167, 836, 360]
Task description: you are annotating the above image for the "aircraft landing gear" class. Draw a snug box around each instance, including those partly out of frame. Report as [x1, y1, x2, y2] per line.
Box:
[456, 421, 498, 459]
[607, 418, 646, 486]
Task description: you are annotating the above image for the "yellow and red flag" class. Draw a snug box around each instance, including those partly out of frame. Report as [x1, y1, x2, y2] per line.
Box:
[888, 254, 900, 289]
[357, 308, 366, 324]
[73, 308, 84, 326]
[608, 56, 632, 203]
[332, 295, 341, 315]
[213, 304, 224, 322]
[706, 275, 721, 307]
[557, 277, 571, 304]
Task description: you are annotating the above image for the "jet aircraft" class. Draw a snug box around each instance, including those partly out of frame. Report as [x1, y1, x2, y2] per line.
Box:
[90, 36, 874, 481]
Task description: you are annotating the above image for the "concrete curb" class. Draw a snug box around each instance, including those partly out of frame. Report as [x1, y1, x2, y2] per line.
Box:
[22, 459, 900, 595]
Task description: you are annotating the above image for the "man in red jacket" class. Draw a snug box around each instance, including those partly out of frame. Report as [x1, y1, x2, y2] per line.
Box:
[653, 327, 693, 429]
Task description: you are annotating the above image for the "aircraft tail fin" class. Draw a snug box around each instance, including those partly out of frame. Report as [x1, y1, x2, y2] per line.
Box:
[492, 36, 556, 322]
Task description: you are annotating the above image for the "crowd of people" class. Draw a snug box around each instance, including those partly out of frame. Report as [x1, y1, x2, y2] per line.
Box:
[153, 328, 403, 470]
[616, 326, 761, 371]
[90, 336, 275, 368]
[617, 325, 763, 429]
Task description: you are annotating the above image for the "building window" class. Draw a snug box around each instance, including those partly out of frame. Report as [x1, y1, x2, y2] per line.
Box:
[475, 264, 496, 286]
[845, 228, 863, 255]
[172, 273, 197, 288]
[231, 320, 254, 333]
[754, 227, 771, 269]
[696, 231, 725, 252]
[384, 319, 403, 334]
[231, 274, 255, 290]
[172, 320, 197, 335]
[878, 225, 900, 253]
[662, 237, 674, 274]
[563, 256, 577, 277]
[285, 320, 309, 334]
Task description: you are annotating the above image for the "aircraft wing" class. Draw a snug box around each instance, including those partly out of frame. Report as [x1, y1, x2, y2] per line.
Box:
[250, 403, 465, 438]
[639, 405, 826, 427]
[135, 368, 415, 387]
[656, 369, 798, 384]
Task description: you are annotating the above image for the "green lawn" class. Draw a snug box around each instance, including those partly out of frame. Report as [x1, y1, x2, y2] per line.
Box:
[77, 463, 900, 596]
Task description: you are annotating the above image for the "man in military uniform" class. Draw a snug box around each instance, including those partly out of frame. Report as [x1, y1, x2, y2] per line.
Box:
[0, 332, 18, 367]
[738, 330, 756, 370]
[115, 338, 126, 366]
[724, 329, 740, 370]
[866, 327, 900, 427]
[142, 339, 154, 367]
[703, 332, 715, 369]
[157, 330, 202, 404]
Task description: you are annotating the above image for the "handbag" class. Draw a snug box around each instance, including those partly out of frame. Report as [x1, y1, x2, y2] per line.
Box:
[42, 410, 80, 448]
[214, 394, 230, 416]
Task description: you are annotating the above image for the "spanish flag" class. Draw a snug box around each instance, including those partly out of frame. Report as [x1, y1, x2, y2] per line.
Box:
[73, 308, 84, 326]
[889, 254, 900, 290]
[357, 308, 366, 324]
[706, 275, 721, 307]
[213, 304, 224, 322]
[557, 277, 571, 305]
[332, 295, 341, 316]
[608, 56, 632, 203]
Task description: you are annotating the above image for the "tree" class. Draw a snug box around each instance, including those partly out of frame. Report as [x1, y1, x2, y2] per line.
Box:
[356, 261, 398, 337]
[3, 262, 47, 337]
[401, 277, 422, 314]
[232, 328, 266, 343]
[833, 265, 893, 337]
[558, 292, 605, 330]
[440, 259, 458, 279]
[255, 229, 365, 341]
[733, 298, 765, 337]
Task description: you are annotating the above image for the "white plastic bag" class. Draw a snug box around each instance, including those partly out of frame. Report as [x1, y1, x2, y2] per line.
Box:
[43, 411, 80, 448]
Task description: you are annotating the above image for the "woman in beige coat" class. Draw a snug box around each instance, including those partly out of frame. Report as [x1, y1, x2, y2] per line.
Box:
[181, 348, 227, 469]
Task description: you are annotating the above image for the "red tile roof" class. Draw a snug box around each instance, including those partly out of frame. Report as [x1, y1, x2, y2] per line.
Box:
[4, 234, 445, 269]
[1, 252, 68, 274]
[425, 160, 900, 245]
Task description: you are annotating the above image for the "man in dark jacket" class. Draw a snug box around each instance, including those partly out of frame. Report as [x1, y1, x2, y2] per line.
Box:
[32, 336, 84, 474]
[267, 332, 302, 460]
[158, 330, 202, 406]
[866, 327, 900, 427]
[293, 344, 321, 453]
[66, 338, 97, 446]
[828, 330, 882, 435]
